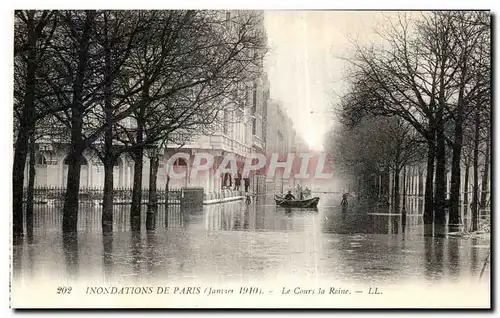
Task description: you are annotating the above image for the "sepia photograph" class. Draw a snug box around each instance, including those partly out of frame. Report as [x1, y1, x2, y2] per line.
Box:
[10, 7, 492, 309]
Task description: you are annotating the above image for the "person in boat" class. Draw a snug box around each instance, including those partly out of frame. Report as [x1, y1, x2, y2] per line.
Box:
[284, 190, 296, 201]
[304, 186, 311, 198]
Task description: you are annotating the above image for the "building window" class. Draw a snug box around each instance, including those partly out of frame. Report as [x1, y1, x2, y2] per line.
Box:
[252, 118, 256, 136]
[226, 11, 231, 22]
[36, 154, 47, 166]
[262, 120, 267, 142]
[252, 82, 257, 112]
[278, 131, 284, 154]
[223, 110, 229, 134]
[174, 158, 187, 166]
[63, 156, 88, 165]
[263, 96, 268, 119]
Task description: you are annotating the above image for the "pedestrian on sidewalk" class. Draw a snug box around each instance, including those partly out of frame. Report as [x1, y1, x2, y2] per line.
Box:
[341, 192, 349, 207]
[234, 171, 242, 191]
[223, 172, 232, 189]
[244, 177, 250, 193]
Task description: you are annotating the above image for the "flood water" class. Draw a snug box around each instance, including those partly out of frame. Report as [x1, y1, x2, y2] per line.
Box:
[12, 195, 491, 288]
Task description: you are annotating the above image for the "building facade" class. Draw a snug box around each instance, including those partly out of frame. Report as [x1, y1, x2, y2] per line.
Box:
[24, 10, 273, 200]
[264, 99, 304, 195]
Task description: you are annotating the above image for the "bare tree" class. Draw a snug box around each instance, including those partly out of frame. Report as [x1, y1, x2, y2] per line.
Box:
[86, 10, 152, 233]
[327, 113, 424, 210]
[382, 118, 425, 212]
[43, 10, 153, 233]
[13, 10, 58, 238]
[340, 11, 490, 234]
[445, 12, 490, 231]
[112, 10, 267, 231]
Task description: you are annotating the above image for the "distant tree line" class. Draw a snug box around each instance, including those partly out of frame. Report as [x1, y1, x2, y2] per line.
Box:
[327, 11, 490, 234]
[13, 10, 267, 237]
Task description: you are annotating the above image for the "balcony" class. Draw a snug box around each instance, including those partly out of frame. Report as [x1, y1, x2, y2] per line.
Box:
[166, 133, 252, 158]
[252, 135, 265, 151]
[212, 134, 252, 158]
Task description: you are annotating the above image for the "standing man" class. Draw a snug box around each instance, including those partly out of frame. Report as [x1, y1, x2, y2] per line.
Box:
[244, 176, 250, 193]
[234, 171, 242, 191]
[341, 192, 349, 206]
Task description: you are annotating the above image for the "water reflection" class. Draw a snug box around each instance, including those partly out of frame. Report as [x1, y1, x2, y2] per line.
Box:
[62, 233, 79, 279]
[130, 231, 142, 279]
[12, 242, 23, 281]
[12, 195, 490, 286]
[424, 238, 444, 281]
[28, 203, 189, 234]
[447, 238, 460, 280]
[402, 221, 407, 241]
[470, 238, 478, 276]
[204, 201, 317, 232]
[102, 233, 113, 281]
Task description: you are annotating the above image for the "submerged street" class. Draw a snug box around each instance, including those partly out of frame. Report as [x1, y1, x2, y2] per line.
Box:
[11, 9, 492, 309]
[12, 195, 490, 288]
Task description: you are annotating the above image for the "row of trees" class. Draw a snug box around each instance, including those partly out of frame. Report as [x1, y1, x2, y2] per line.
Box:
[328, 11, 491, 234]
[329, 116, 426, 208]
[13, 10, 267, 236]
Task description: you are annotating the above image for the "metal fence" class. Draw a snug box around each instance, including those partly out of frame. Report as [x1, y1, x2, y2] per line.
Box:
[26, 203, 188, 234]
[23, 186, 183, 205]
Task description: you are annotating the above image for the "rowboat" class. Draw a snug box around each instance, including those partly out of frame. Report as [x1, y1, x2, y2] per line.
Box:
[274, 195, 320, 208]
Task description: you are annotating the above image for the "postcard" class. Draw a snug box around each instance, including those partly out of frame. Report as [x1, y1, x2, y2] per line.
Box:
[11, 9, 491, 309]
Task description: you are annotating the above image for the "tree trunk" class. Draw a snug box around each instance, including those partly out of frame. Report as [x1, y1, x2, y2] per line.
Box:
[101, 12, 114, 234]
[165, 174, 170, 208]
[424, 138, 435, 225]
[449, 60, 468, 232]
[26, 136, 36, 231]
[411, 167, 415, 196]
[479, 134, 490, 210]
[165, 174, 170, 228]
[449, 129, 464, 232]
[471, 107, 480, 232]
[393, 168, 400, 213]
[130, 84, 148, 232]
[62, 147, 83, 233]
[13, 16, 39, 238]
[13, 126, 30, 239]
[418, 166, 423, 197]
[102, 162, 114, 233]
[146, 153, 159, 231]
[402, 166, 407, 209]
[62, 11, 93, 234]
[449, 145, 463, 232]
[131, 150, 144, 232]
[388, 172, 393, 207]
[463, 161, 470, 231]
[434, 111, 446, 227]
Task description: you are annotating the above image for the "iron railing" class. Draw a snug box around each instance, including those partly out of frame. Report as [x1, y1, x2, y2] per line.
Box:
[23, 186, 183, 205]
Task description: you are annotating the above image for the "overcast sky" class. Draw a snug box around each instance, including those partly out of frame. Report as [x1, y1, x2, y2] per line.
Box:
[263, 11, 396, 150]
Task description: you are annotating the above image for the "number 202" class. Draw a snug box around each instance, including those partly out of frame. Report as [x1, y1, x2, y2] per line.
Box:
[57, 287, 72, 294]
